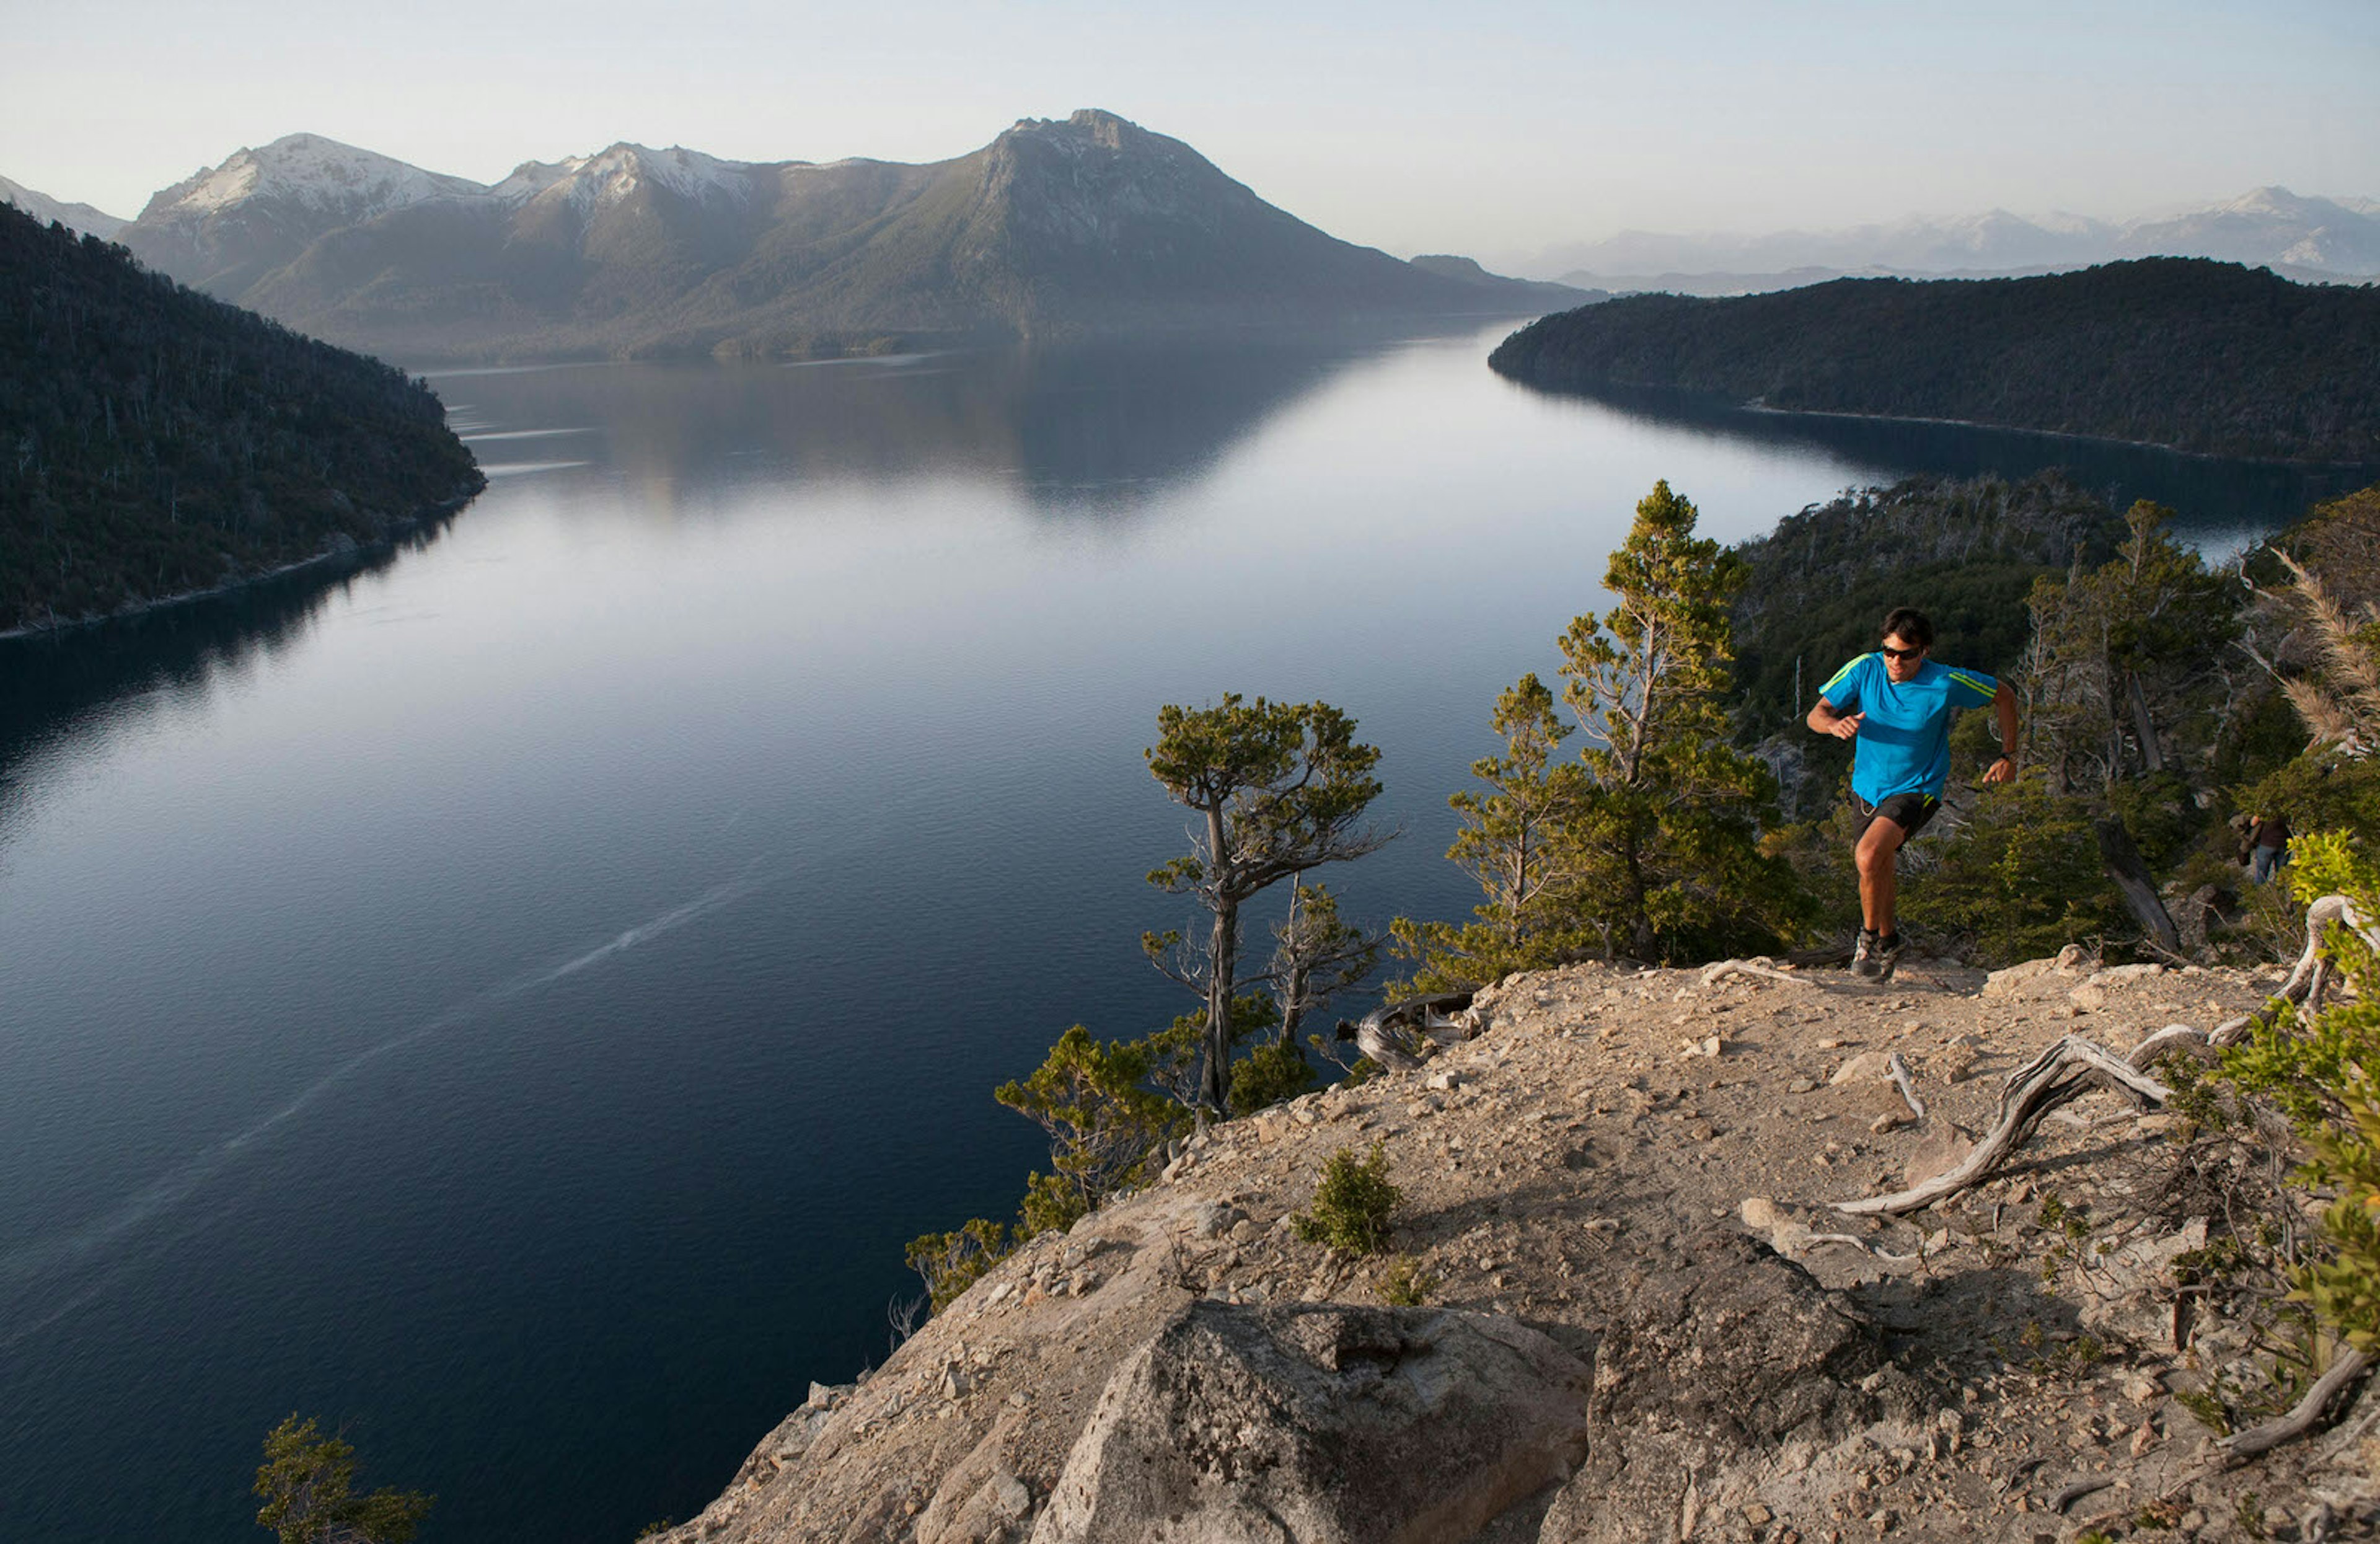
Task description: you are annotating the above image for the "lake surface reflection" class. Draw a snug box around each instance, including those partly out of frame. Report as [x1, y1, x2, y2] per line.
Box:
[0, 325, 2362, 1542]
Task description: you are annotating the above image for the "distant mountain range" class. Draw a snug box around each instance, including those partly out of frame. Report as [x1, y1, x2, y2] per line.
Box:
[1536, 187, 2380, 292]
[1, 113, 1597, 363]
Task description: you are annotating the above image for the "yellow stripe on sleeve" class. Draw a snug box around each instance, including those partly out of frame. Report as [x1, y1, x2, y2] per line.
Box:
[1818, 654, 1872, 698]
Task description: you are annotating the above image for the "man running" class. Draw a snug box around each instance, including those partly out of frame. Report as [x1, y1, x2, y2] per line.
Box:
[1807, 607, 2020, 978]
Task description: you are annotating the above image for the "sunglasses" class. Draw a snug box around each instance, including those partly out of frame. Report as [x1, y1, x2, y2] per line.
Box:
[1880, 644, 1926, 661]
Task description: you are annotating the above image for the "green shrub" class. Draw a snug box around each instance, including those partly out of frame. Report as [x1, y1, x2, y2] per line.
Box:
[1293, 1140, 1401, 1257]
[1375, 1253, 1438, 1307]
[1229, 1038, 1316, 1114]
[904, 1217, 1015, 1313]
[253, 1416, 431, 1544]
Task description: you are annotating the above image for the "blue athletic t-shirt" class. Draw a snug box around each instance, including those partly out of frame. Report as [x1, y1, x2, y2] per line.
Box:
[1818, 655, 1998, 803]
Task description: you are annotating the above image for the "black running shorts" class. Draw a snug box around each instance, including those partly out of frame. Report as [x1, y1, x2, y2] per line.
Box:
[1854, 790, 1938, 838]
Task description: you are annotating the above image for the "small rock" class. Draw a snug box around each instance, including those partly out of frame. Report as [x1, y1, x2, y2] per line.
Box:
[1740, 1196, 1784, 1231]
[1830, 1051, 1894, 1085]
[2130, 1420, 2157, 1456]
[2069, 982, 2108, 1012]
[1426, 1071, 1460, 1092]
[1786, 1077, 1818, 1095]
[2056, 942, 2089, 971]
[1744, 1502, 1773, 1527]
[1869, 1111, 1909, 1134]
[942, 1365, 971, 1400]
[2122, 1372, 2162, 1403]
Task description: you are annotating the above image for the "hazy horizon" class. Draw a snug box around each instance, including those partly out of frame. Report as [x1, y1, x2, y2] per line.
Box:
[8, 0, 2375, 268]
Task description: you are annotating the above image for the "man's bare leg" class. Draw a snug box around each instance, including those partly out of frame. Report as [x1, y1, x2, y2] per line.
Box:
[1856, 815, 1910, 937]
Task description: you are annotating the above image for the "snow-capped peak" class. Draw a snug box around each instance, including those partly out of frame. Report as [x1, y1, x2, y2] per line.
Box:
[511, 143, 767, 213]
[0, 174, 128, 238]
[149, 133, 486, 220]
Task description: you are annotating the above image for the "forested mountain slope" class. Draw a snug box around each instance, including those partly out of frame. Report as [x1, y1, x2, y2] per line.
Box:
[0, 206, 482, 631]
[1489, 259, 2380, 462]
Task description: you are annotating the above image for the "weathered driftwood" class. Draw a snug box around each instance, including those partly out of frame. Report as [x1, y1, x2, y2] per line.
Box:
[1338, 990, 1477, 1072]
[1831, 1035, 2174, 1217]
[1887, 1052, 1926, 1121]
[1699, 958, 1815, 990]
[2216, 1348, 2374, 1465]
[2276, 894, 2376, 1020]
[2127, 1023, 2221, 1067]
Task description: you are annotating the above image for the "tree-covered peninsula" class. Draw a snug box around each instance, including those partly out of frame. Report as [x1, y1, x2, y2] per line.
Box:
[1488, 258, 2380, 463]
[0, 204, 482, 632]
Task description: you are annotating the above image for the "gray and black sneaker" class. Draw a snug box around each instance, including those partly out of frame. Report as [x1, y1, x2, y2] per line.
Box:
[1873, 933, 1903, 981]
[1851, 928, 1881, 977]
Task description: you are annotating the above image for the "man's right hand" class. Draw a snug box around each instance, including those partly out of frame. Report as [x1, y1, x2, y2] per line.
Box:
[1825, 711, 1862, 740]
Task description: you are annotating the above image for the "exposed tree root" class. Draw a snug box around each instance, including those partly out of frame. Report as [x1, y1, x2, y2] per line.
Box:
[2217, 1349, 2374, 1465]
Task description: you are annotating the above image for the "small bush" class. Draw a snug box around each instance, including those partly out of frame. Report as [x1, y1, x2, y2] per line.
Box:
[905, 1217, 1015, 1313]
[1230, 1038, 1316, 1115]
[1375, 1253, 1438, 1306]
[1293, 1139, 1401, 1256]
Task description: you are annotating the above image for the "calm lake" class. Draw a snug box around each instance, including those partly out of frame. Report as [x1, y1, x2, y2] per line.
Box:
[1, 324, 2368, 1542]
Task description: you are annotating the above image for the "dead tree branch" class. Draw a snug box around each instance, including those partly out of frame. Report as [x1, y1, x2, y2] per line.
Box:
[2216, 1348, 2374, 1465]
[1831, 1035, 2173, 1217]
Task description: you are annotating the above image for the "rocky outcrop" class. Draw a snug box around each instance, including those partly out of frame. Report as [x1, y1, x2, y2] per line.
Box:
[661, 952, 2377, 1543]
[1034, 1302, 1593, 1543]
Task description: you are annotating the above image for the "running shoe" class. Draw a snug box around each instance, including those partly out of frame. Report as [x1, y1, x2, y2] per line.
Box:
[1873, 933, 1903, 981]
[1851, 929, 1880, 977]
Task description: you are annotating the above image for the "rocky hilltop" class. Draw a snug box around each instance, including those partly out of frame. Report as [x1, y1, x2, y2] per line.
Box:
[658, 953, 2370, 1543]
[110, 113, 1591, 363]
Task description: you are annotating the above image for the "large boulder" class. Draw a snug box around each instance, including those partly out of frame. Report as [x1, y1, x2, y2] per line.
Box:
[1030, 1301, 1593, 1544]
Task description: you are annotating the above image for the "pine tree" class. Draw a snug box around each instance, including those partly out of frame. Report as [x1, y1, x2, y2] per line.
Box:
[1391, 673, 1588, 990]
[1144, 696, 1388, 1113]
[1555, 480, 1803, 961]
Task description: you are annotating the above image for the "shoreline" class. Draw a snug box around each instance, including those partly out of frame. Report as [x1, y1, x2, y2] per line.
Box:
[0, 483, 483, 644]
[1735, 397, 2380, 470]
[1490, 368, 2380, 472]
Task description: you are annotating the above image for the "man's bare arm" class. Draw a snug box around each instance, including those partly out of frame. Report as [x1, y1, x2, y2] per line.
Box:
[1985, 682, 2020, 783]
[1807, 698, 1862, 740]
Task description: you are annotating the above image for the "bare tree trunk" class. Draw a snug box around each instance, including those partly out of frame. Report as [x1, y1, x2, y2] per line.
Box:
[2125, 673, 2166, 774]
[2094, 818, 2182, 956]
[1204, 899, 1238, 1113]
[1202, 805, 1236, 1114]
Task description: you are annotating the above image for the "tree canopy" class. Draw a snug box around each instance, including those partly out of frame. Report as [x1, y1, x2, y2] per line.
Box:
[1145, 695, 1388, 1111]
[0, 204, 481, 631]
[1491, 258, 2380, 462]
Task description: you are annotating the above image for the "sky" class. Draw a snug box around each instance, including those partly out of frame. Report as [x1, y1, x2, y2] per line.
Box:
[6, 0, 2377, 268]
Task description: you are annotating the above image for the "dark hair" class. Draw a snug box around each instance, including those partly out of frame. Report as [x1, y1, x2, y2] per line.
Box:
[1881, 607, 1934, 650]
